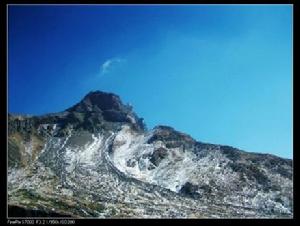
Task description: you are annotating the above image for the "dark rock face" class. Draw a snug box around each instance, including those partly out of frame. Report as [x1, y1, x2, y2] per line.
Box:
[179, 182, 212, 198]
[126, 159, 137, 167]
[65, 91, 146, 132]
[150, 147, 169, 166]
[102, 110, 130, 123]
[83, 91, 122, 111]
[8, 138, 22, 168]
[220, 145, 241, 161]
[179, 182, 200, 198]
[147, 126, 196, 150]
[228, 162, 270, 189]
[68, 91, 123, 113]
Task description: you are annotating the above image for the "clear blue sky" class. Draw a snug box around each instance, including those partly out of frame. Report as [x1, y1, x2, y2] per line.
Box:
[8, 5, 293, 159]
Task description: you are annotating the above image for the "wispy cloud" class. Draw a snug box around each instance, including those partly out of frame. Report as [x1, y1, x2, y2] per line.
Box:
[100, 57, 126, 75]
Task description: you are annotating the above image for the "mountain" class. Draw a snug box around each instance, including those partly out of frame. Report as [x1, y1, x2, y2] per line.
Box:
[8, 90, 293, 218]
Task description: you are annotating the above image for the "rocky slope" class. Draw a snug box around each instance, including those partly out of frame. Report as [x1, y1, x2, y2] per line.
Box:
[8, 91, 293, 218]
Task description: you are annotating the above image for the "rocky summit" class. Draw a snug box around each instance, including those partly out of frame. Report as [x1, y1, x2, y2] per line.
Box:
[8, 91, 293, 218]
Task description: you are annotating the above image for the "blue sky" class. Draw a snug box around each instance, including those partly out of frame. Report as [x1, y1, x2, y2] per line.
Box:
[8, 5, 293, 159]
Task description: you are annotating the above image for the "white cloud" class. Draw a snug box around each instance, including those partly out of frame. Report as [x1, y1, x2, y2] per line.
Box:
[100, 57, 125, 75]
